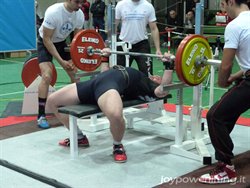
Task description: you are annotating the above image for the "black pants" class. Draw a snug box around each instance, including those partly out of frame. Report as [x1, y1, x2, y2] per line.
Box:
[92, 17, 106, 41]
[207, 77, 250, 164]
[116, 39, 152, 76]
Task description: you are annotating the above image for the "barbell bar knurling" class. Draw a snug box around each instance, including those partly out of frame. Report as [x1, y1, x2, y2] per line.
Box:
[86, 46, 176, 61]
[87, 46, 221, 67]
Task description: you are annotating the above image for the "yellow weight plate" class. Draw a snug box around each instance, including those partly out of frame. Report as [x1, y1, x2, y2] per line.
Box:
[176, 35, 212, 86]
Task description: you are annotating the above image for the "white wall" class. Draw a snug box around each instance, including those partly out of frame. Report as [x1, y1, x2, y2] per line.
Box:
[36, 0, 57, 18]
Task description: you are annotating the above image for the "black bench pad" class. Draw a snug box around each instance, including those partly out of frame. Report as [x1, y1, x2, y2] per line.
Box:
[59, 99, 156, 118]
[58, 95, 171, 118]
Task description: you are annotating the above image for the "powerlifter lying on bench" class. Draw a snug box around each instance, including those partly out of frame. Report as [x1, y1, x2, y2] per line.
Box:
[47, 50, 174, 163]
[57, 96, 172, 158]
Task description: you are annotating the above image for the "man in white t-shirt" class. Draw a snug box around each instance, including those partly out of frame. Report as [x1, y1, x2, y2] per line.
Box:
[108, 0, 162, 76]
[36, 0, 84, 129]
[199, 0, 250, 184]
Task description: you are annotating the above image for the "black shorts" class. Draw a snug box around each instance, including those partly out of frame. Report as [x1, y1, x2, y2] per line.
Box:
[76, 69, 128, 104]
[76, 67, 146, 103]
[37, 37, 71, 63]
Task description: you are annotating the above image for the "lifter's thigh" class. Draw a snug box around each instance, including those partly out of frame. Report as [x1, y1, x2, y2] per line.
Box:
[97, 89, 123, 119]
[48, 83, 80, 107]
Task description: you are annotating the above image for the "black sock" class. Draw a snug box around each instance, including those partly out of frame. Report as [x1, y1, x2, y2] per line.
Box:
[113, 144, 122, 148]
[225, 160, 232, 166]
[219, 160, 232, 166]
[38, 97, 47, 119]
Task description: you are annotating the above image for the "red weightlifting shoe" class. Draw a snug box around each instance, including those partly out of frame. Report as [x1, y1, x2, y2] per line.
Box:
[59, 136, 90, 147]
[113, 144, 127, 163]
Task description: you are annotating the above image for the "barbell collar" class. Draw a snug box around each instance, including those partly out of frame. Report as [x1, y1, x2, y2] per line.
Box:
[195, 55, 221, 67]
[207, 59, 221, 66]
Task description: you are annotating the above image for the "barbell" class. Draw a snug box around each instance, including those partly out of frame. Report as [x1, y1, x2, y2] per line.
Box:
[21, 29, 221, 87]
[86, 46, 169, 59]
[70, 30, 221, 86]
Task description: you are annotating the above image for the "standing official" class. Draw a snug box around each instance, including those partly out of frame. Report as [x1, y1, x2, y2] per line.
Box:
[112, 0, 162, 76]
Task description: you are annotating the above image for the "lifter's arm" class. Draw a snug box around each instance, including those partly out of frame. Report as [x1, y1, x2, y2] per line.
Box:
[154, 70, 173, 98]
[154, 53, 174, 98]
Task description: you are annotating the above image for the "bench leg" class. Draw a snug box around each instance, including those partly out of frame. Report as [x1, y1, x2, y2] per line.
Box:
[126, 117, 134, 129]
[69, 115, 78, 159]
[170, 88, 211, 164]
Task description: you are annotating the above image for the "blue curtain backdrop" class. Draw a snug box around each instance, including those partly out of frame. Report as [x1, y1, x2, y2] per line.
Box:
[0, 0, 36, 52]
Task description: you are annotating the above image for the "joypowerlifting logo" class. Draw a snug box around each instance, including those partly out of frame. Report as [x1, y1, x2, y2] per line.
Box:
[160, 176, 246, 185]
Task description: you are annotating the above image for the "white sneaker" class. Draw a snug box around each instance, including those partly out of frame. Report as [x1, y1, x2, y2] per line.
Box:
[199, 162, 237, 184]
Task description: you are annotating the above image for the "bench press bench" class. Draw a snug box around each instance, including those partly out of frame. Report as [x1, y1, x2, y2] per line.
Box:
[58, 83, 211, 164]
[58, 96, 171, 159]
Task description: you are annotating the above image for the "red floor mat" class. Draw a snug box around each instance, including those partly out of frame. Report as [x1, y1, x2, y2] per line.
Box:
[0, 103, 249, 127]
[0, 116, 37, 127]
[164, 103, 250, 127]
[0, 115, 53, 127]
